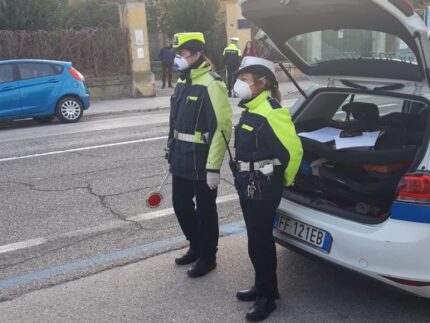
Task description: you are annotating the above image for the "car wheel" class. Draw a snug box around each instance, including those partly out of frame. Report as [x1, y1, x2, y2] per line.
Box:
[56, 97, 83, 123]
[33, 116, 55, 124]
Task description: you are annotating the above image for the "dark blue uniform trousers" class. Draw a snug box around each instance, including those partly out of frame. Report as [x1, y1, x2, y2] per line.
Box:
[172, 175, 219, 261]
[240, 197, 281, 299]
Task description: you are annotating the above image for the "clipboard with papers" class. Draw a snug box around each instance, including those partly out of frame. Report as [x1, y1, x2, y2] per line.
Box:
[298, 127, 343, 143]
[298, 127, 381, 149]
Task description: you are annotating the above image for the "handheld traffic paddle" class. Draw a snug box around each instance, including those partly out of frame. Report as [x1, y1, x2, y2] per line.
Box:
[145, 171, 170, 208]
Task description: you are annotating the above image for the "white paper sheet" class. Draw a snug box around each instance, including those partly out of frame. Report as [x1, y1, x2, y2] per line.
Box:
[298, 127, 343, 143]
[335, 131, 381, 150]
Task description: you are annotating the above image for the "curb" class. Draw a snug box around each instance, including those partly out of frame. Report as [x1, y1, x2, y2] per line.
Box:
[83, 105, 171, 118]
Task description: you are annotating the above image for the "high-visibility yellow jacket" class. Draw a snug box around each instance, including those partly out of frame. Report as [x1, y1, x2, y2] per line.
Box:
[234, 90, 303, 200]
[168, 61, 233, 181]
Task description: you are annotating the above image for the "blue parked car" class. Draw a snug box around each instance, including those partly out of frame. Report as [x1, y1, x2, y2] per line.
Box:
[0, 59, 90, 123]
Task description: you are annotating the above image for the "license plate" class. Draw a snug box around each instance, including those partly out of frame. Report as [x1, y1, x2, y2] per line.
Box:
[275, 214, 332, 252]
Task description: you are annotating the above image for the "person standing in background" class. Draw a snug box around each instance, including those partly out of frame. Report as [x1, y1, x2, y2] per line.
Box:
[223, 37, 242, 97]
[242, 41, 257, 59]
[159, 40, 175, 88]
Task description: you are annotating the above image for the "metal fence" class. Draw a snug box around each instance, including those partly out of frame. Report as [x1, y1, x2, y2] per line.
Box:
[0, 27, 130, 76]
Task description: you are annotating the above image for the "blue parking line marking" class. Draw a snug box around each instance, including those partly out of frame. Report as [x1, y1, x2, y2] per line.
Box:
[221, 221, 246, 235]
[0, 221, 246, 290]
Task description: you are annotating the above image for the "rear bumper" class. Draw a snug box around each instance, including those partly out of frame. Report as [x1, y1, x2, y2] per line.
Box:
[274, 197, 430, 297]
[81, 93, 90, 110]
[80, 86, 90, 109]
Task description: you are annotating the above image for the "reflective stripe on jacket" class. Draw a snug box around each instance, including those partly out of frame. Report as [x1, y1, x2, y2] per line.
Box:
[234, 90, 303, 200]
[168, 62, 232, 181]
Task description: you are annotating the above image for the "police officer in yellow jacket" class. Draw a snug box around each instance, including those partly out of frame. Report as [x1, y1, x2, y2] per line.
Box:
[167, 32, 232, 278]
[223, 37, 242, 97]
[232, 57, 303, 321]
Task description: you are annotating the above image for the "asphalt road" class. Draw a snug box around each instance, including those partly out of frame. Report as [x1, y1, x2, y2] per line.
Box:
[1, 98, 430, 322]
[0, 109, 243, 302]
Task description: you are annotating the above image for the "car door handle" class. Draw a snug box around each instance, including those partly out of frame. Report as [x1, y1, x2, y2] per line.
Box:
[48, 78, 60, 83]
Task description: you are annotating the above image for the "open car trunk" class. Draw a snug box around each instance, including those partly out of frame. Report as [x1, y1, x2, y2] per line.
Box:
[286, 89, 430, 224]
[240, 0, 430, 223]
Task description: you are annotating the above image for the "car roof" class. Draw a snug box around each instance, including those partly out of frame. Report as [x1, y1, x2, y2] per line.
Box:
[0, 59, 72, 66]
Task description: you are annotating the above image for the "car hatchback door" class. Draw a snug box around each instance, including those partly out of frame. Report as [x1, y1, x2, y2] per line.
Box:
[17, 62, 62, 116]
[0, 63, 21, 119]
[241, 0, 430, 95]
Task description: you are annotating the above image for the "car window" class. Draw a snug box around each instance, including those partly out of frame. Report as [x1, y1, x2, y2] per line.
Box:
[0, 64, 14, 83]
[51, 64, 63, 74]
[18, 63, 56, 80]
[286, 29, 417, 67]
[333, 94, 404, 121]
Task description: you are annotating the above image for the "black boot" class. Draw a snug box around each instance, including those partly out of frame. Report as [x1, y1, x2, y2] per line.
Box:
[237, 287, 280, 302]
[245, 297, 277, 322]
[236, 286, 258, 302]
[187, 258, 216, 278]
[175, 248, 199, 265]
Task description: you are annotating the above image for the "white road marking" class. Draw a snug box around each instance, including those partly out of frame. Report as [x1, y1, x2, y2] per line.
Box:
[0, 113, 170, 143]
[0, 238, 47, 254]
[0, 98, 297, 163]
[0, 193, 239, 255]
[128, 193, 238, 222]
[0, 136, 168, 163]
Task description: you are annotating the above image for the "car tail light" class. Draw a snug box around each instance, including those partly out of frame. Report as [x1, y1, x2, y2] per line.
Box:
[389, 0, 415, 16]
[396, 173, 430, 204]
[68, 67, 85, 81]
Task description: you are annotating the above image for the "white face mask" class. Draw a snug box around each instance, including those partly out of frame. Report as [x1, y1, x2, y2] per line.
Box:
[233, 76, 265, 99]
[173, 54, 190, 71]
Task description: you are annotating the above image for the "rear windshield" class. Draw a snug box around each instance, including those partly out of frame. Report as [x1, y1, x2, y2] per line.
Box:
[332, 94, 405, 121]
[285, 29, 417, 66]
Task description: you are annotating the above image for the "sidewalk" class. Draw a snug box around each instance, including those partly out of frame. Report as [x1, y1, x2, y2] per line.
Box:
[0, 234, 295, 323]
[86, 80, 314, 117]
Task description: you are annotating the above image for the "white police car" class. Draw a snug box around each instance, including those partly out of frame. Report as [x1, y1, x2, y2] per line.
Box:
[241, 0, 430, 296]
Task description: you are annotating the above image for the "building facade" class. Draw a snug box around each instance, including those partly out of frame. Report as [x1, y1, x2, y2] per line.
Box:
[221, 0, 252, 50]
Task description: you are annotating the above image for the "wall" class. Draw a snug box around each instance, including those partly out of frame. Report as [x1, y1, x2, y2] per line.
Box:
[86, 75, 132, 100]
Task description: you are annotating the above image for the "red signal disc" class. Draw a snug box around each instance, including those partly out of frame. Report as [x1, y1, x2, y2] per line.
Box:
[146, 192, 163, 208]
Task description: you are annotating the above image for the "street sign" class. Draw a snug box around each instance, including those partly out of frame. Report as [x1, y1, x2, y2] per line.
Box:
[134, 29, 144, 46]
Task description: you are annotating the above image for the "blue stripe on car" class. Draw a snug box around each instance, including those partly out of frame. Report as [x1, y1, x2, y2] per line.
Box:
[273, 214, 280, 228]
[390, 202, 430, 223]
[322, 232, 332, 252]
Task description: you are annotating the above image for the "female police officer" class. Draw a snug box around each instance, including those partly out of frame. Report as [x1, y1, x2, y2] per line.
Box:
[232, 57, 303, 321]
[167, 32, 232, 278]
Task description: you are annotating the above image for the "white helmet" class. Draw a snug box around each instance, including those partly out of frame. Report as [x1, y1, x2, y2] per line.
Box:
[234, 56, 278, 86]
[230, 37, 239, 42]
